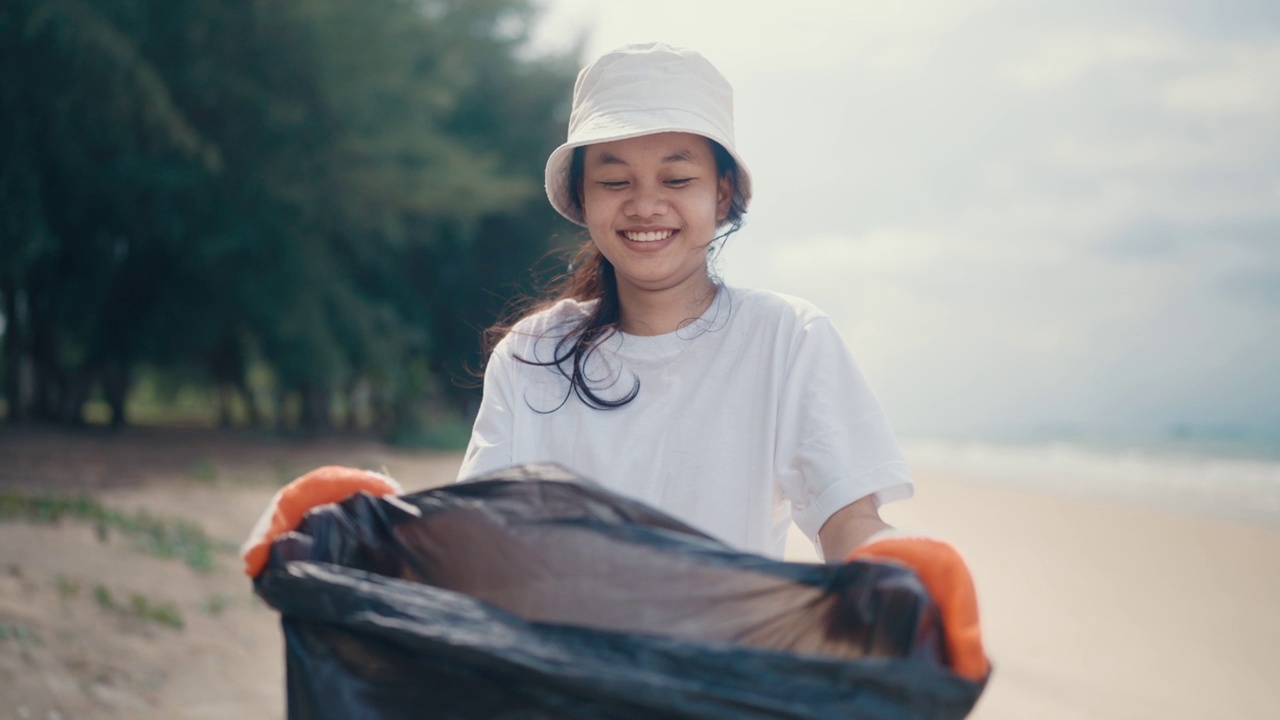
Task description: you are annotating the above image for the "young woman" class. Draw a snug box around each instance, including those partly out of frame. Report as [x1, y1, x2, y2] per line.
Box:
[457, 43, 910, 563]
[244, 43, 988, 683]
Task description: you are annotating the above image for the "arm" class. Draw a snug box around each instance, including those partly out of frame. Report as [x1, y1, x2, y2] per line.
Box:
[774, 315, 913, 541]
[780, 311, 988, 680]
[816, 495, 891, 562]
[456, 341, 518, 481]
[827, 500, 992, 682]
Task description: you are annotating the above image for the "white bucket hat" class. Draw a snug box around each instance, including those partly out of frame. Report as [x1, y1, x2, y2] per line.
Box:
[544, 42, 753, 226]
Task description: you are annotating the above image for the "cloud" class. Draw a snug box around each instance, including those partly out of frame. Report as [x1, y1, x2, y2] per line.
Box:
[536, 0, 1280, 438]
[1004, 28, 1188, 90]
[1160, 45, 1280, 118]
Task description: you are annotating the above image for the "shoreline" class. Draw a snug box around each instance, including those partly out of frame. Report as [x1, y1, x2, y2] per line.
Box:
[899, 437, 1280, 531]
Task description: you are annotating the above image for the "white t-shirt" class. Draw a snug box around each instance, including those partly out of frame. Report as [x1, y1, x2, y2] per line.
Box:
[457, 285, 912, 557]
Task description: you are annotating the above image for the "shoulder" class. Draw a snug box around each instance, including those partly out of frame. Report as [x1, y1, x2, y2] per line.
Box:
[723, 286, 830, 331]
[721, 286, 855, 369]
[493, 298, 594, 361]
[510, 297, 594, 336]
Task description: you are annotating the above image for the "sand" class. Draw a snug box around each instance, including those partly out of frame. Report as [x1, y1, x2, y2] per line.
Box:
[0, 428, 462, 720]
[879, 462, 1280, 720]
[2, 428, 1278, 719]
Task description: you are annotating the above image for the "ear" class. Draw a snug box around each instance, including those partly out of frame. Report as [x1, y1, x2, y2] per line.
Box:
[715, 172, 734, 222]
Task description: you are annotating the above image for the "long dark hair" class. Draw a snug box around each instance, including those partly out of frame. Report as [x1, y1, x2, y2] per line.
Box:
[483, 138, 747, 411]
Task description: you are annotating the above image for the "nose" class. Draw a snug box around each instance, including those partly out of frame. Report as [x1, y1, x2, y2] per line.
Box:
[624, 181, 669, 218]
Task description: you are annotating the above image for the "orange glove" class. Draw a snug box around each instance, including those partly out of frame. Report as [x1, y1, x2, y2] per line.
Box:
[241, 465, 402, 578]
[847, 532, 990, 681]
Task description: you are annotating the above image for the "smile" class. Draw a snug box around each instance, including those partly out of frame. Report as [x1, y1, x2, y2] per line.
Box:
[622, 230, 677, 242]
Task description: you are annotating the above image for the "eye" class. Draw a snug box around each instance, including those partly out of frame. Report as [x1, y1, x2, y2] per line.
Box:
[665, 177, 694, 187]
[596, 180, 630, 190]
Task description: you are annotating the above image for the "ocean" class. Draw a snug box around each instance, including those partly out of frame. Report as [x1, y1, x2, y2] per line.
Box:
[900, 435, 1280, 528]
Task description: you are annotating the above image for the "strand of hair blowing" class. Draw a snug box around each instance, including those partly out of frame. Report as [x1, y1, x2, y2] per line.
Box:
[494, 241, 637, 412]
[482, 141, 746, 412]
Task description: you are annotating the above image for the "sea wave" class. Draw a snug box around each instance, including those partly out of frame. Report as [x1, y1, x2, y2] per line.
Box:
[901, 438, 1280, 527]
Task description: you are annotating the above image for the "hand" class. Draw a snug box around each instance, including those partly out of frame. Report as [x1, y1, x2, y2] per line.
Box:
[241, 465, 402, 578]
[847, 532, 990, 681]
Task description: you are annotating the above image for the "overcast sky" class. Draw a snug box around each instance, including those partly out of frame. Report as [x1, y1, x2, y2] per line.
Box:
[526, 1, 1280, 443]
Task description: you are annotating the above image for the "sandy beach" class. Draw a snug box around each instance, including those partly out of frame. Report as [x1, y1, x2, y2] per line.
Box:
[851, 461, 1280, 719]
[2, 427, 1278, 719]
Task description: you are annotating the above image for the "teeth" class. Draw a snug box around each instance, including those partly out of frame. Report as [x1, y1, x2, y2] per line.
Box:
[624, 230, 675, 242]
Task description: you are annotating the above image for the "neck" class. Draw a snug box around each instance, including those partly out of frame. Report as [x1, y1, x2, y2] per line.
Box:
[616, 275, 719, 336]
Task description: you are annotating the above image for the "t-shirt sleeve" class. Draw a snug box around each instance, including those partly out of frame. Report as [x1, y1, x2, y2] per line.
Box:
[456, 339, 518, 482]
[775, 316, 913, 540]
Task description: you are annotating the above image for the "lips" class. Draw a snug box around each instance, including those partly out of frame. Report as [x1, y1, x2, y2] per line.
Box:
[621, 229, 677, 243]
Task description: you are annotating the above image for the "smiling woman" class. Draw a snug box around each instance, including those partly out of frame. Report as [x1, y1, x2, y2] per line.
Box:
[455, 41, 989, 683]
[460, 43, 918, 558]
[237, 42, 991, 704]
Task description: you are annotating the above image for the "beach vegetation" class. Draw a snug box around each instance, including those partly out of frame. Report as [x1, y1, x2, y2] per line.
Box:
[0, 490, 235, 572]
[199, 593, 232, 617]
[0, 621, 44, 647]
[93, 584, 116, 611]
[129, 593, 185, 630]
[55, 574, 81, 599]
[189, 459, 219, 484]
[92, 584, 185, 630]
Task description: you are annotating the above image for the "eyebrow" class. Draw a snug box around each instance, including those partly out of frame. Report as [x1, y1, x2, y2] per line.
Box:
[594, 149, 697, 166]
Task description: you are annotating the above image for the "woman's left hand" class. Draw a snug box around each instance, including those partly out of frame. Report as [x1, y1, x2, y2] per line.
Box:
[847, 532, 990, 682]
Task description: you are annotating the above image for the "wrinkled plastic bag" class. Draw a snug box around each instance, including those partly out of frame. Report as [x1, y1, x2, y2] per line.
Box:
[254, 463, 986, 719]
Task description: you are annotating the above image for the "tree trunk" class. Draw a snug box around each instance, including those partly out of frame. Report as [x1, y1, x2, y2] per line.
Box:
[60, 365, 93, 426]
[102, 361, 130, 428]
[29, 318, 62, 422]
[1, 277, 21, 422]
[208, 332, 244, 429]
[274, 387, 290, 433]
[372, 383, 395, 438]
[236, 379, 261, 428]
[344, 376, 360, 432]
[298, 381, 332, 437]
[217, 385, 233, 428]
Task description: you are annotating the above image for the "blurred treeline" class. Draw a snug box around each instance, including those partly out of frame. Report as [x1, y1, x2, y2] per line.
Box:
[0, 0, 580, 439]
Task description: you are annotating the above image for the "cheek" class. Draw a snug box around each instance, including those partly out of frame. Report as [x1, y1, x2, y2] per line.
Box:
[693, 188, 725, 221]
[580, 187, 614, 223]
[588, 229, 622, 266]
[582, 199, 618, 249]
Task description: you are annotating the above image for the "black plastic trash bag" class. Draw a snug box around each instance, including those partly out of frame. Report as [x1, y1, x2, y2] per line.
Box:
[254, 463, 986, 719]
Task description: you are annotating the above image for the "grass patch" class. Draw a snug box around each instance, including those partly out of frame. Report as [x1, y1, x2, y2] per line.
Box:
[93, 584, 117, 610]
[0, 622, 44, 646]
[92, 585, 184, 630]
[55, 574, 81, 599]
[0, 490, 236, 572]
[130, 593, 184, 629]
[199, 593, 233, 616]
[190, 459, 219, 484]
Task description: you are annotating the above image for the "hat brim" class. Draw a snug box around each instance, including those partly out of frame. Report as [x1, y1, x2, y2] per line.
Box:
[544, 111, 753, 227]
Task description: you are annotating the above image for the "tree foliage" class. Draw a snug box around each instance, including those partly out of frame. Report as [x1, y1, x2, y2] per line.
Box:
[0, 0, 579, 434]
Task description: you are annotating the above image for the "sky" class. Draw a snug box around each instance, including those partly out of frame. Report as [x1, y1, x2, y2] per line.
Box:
[524, 1, 1280, 444]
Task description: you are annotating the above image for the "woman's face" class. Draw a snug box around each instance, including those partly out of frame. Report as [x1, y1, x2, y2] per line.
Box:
[580, 132, 732, 302]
